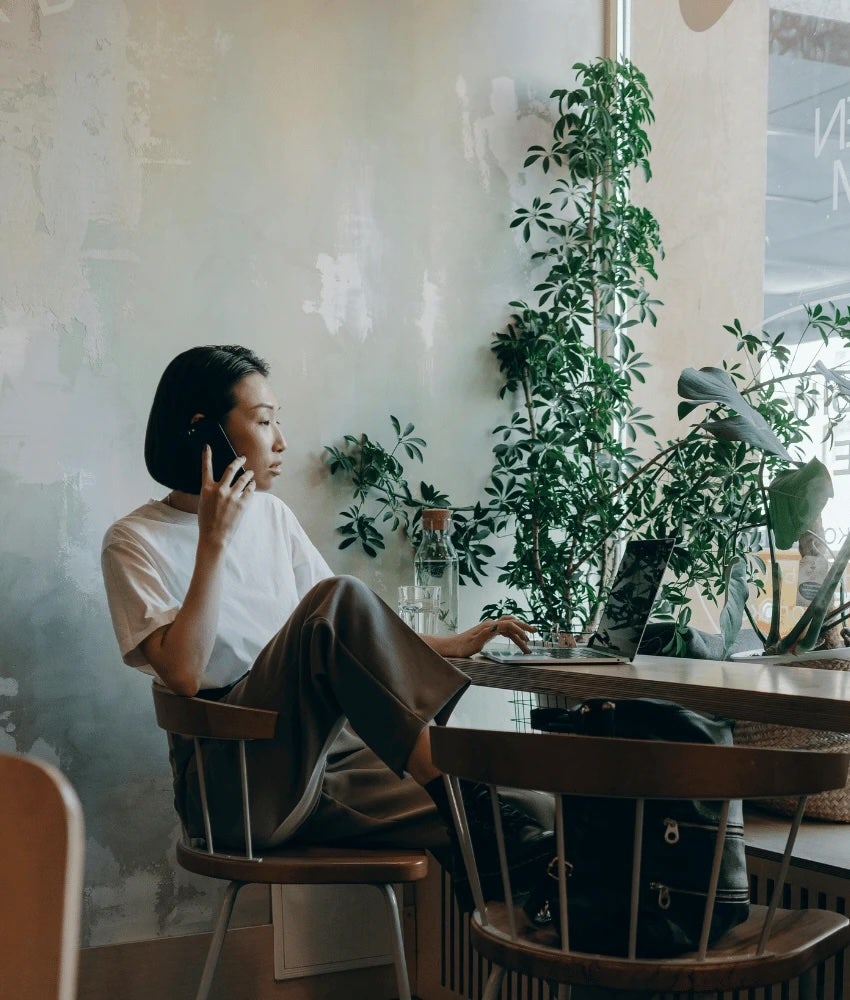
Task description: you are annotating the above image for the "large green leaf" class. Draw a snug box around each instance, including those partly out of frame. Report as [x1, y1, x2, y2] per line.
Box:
[718, 556, 748, 659]
[677, 367, 791, 460]
[767, 458, 833, 550]
[775, 532, 850, 654]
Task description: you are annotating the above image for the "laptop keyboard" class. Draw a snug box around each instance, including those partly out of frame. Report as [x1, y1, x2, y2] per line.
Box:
[531, 645, 622, 660]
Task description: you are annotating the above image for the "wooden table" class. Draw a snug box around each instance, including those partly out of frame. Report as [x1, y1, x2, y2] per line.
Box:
[452, 650, 850, 733]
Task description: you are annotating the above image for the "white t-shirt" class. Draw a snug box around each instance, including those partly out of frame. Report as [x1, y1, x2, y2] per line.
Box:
[101, 493, 333, 689]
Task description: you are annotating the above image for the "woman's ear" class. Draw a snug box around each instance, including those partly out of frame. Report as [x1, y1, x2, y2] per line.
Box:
[189, 413, 206, 426]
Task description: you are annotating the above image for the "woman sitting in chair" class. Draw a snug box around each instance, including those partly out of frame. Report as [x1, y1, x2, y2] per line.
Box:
[101, 344, 554, 906]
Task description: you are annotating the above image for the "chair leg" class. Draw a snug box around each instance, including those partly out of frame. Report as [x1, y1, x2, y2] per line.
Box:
[799, 966, 818, 1000]
[195, 880, 244, 1000]
[483, 965, 506, 1000]
[375, 882, 412, 1000]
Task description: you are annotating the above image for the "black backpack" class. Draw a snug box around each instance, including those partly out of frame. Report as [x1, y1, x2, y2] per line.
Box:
[525, 698, 750, 958]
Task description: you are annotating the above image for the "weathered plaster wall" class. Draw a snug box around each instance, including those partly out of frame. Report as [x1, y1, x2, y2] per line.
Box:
[0, 0, 605, 946]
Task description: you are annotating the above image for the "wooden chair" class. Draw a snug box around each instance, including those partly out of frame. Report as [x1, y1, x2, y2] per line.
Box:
[0, 753, 85, 1000]
[152, 682, 429, 1000]
[430, 727, 850, 999]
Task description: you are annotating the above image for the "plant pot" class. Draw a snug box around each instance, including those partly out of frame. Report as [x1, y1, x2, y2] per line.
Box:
[733, 648, 850, 821]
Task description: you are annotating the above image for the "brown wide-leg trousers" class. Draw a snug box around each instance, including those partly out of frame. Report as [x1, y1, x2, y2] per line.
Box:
[170, 575, 471, 852]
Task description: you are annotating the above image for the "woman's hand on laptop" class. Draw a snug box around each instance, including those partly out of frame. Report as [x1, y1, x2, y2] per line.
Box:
[423, 616, 536, 658]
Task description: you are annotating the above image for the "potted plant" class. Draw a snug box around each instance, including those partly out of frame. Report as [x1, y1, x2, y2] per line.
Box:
[325, 58, 850, 659]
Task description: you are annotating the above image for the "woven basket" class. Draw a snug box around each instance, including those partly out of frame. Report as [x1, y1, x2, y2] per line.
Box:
[733, 655, 850, 822]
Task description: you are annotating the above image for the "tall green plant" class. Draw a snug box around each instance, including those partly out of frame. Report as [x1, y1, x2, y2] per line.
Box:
[477, 61, 662, 627]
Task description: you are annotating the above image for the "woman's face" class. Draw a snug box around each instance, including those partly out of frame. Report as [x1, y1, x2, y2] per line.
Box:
[220, 372, 287, 491]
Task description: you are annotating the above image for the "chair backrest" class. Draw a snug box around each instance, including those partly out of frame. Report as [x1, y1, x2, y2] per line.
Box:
[431, 728, 850, 799]
[430, 727, 850, 960]
[151, 683, 277, 741]
[152, 682, 279, 860]
[0, 753, 85, 1000]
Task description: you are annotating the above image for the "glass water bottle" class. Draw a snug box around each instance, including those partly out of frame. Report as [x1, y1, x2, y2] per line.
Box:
[414, 508, 459, 635]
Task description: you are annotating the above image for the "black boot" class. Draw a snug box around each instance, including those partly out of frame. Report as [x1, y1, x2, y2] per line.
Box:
[426, 777, 555, 912]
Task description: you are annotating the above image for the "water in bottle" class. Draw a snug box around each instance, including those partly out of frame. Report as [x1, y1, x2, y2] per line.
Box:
[414, 508, 459, 635]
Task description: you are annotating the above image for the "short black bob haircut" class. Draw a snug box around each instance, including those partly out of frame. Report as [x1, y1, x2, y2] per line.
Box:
[145, 345, 270, 494]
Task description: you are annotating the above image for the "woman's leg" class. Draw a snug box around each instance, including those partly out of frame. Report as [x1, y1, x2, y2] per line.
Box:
[211, 576, 470, 845]
[174, 574, 552, 895]
[288, 727, 452, 852]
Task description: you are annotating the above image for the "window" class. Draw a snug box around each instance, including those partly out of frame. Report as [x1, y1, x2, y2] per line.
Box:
[765, 4, 850, 556]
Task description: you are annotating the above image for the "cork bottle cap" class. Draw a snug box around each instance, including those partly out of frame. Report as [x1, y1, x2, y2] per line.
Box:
[422, 508, 451, 530]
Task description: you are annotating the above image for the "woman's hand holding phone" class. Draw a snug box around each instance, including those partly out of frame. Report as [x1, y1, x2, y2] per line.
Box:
[197, 444, 256, 550]
[188, 418, 244, 483]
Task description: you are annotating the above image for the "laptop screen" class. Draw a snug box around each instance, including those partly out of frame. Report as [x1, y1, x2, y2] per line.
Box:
[589, 538, 676, 658]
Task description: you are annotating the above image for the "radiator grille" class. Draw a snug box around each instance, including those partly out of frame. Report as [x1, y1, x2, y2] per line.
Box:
[438, 869, 550, 1000]
[436, 861, 850, 998]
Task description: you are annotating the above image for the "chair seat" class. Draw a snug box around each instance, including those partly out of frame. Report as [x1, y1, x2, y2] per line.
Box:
[176, 840, 429, 885]
[471, 902, 850, 994]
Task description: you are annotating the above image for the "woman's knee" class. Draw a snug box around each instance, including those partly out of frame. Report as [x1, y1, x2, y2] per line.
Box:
[304, 575, 377, 615]
[308, 574, 368, 598]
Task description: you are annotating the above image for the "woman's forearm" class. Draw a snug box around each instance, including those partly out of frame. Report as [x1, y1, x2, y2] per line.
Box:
[421, 617, 535, 659]
[420, 634, 455, 657]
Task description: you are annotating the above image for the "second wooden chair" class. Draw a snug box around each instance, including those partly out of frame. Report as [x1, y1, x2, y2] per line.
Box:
[430, 726, 850, 999]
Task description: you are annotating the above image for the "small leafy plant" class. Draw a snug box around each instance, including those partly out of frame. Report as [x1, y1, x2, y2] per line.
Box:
[325, 416, 496, 583]
[325, 417, 426, 558]
[324, 58, 850, 657]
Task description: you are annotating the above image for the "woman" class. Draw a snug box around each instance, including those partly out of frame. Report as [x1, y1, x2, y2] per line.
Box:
[101, 344, 553, 901]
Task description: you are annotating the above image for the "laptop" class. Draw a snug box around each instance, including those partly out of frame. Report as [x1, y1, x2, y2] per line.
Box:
[481, 537, 676, 666]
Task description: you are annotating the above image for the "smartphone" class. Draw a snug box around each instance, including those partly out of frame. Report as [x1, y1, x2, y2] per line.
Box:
[187, 419, 244, 484]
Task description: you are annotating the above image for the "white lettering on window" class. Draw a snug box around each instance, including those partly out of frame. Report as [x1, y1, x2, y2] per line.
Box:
[815, 98, 846, 158]
[832, 437, 850, 476]
[834, 158, 850, 210]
